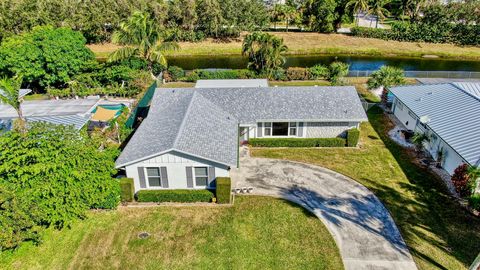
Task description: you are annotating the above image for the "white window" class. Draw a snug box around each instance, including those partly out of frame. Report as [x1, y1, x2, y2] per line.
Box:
[397, 101, 404, 110]
[146, 167, 162, 187]
[264, 122, 272, 136]
[263, 122, 298, 137]
[289, 122, 297, 136]
[194, 167, 208, 187]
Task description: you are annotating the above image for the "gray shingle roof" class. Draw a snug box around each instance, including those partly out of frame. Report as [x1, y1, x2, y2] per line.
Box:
[390, 83, 480, 166]
[116, 86, 367, 167]
[197, 86, 367, 124]
[115, 89, 238, 167]
[195, 79, 269, 88]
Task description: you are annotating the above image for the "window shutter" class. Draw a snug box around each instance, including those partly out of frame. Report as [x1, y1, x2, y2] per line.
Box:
[257, 122, 263, 137]
[298, 122, 304, 137]
[160, 167, 169, 188]
[186, 166, 193, 188]
[208, 167, 216, 188]
[137, 167, 146, 188]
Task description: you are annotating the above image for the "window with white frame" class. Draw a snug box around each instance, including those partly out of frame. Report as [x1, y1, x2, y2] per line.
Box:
[264, 122, 272, 136]
[194, 167, 208, 187]
[146, 167, 162, 187]
[289, 122, 297, 136]
[263, 122, 298, 137]
[397, 101, 404, 110]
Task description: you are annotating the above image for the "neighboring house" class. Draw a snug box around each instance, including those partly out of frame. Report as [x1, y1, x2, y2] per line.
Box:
[115, 86, 368, 193]
[390, 82, 480, 175]
[0, 98, 100, 130]
[195, 79, 269, 88]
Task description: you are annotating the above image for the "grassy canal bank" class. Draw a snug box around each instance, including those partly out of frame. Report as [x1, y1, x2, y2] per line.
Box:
[89, 32, 480, 60]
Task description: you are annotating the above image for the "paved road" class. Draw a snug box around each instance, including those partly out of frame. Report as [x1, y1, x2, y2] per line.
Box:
[230, 148, 417, 270]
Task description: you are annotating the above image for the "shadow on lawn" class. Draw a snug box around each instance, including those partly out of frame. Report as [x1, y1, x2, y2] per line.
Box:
[367, 106, 480, 268]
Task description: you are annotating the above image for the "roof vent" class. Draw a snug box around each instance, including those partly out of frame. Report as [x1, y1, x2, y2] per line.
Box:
[427, 91, 433, 95]
[416, 97, 423, 102]
[344, 109, 348, 114]
[420, 115, 431, 124]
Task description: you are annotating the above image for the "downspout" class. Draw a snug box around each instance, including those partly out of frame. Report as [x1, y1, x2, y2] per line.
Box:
[237, 123, 240, 169]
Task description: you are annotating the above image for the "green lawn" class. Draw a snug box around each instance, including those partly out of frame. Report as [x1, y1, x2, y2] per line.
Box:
[0, 196, 343, 270]
[88, 32, 480, 60]
[251, 107, 480, 270]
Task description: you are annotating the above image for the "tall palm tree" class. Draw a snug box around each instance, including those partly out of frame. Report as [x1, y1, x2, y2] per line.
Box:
[242, 32, 288, 76]
[0, 76, 25, 131]
[371, 0, 391, 28]
[346, 0, 370, 26]
[108, 12, 179, 78]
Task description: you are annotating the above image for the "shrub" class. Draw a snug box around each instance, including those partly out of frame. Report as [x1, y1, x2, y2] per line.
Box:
[286, 67, 309, 80]
[0, 186, 41, 251]
[216, 177, 232, 204]
[165, 66, 185, 82]
[249, 138, 346, 147]
[347, 128, 360, 147]
[136, 190, 214, 203]
[469, 194, 480, 211]
[92, 178, 121, 209]
[327, 62, 350, 85]
[308, 64, 329, 80]
[189, 69, 257, 80]
[119, 178, 135, 202]
[451, 164, 472, 197]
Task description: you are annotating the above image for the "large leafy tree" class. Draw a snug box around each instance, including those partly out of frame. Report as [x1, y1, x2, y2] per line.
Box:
[109, 11, 179, 78]
[242, 32, 288, 76]
[0, 26, 95, 89]
[304, 0, 338, 33]
[196, 0, 223, 38]
[0, 123, 120, 237]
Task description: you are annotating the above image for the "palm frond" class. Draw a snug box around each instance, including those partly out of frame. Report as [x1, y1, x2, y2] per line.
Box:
[108, 47, 138, 63]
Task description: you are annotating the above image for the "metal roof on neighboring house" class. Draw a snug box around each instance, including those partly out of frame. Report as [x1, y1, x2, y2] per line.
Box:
[0, 89, 31, 99]
[390, 83, 480, 166]
[27, 115, 91, 130]
[195, 79, 269, 88]
[116, 86, 367, 168]
[0, 98, 99, 119]
[452, 82, 480, 100]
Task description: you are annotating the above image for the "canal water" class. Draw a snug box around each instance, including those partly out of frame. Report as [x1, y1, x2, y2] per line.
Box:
[167, 54, 480, 71]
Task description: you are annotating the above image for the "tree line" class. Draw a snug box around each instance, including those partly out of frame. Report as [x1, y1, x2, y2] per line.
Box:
[0, 0, 269, 43]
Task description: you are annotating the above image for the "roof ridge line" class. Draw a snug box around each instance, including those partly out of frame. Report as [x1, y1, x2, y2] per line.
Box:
[172, 90, 197, 149]
[450, 82, 480, 102]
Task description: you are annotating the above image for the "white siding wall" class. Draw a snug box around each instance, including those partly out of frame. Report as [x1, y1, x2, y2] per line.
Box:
[125, 151, 230, 193]
[423, 130, 466, 175]
[305, 122, 358, 138]
[392, 98, 417, 130]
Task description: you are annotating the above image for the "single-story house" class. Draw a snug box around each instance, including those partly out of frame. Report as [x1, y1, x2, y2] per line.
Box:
[390, 82, 480, 175]
[115, 86, 368, 192]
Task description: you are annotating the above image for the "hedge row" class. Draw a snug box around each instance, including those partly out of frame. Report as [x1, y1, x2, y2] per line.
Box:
[119, 178, 134, 202]
[216, 177, 232, 204]
[351, 22, 480, 46]
[167, 65, 332, 83]
[249, 138, 346, 147]
[136, 189, 214, 203]
[347, 128, 360, 147]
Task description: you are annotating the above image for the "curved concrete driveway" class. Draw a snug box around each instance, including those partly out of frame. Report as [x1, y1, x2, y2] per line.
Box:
[230, 150, 417, 270]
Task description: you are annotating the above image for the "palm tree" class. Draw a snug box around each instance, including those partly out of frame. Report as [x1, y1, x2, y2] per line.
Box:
[367, 66, 405, 103]
[242, 32, 288, 76]
[283, 6, 298, 32]
[346, 0, 370, 26]
[371, 0, 391, 28]
[467, 165, 480, 193]
[108, 12, 179, 79]
[0, 76, 25, 131]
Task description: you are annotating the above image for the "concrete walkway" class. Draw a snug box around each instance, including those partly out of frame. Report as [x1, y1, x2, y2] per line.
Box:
[230, 147, 417, 270]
